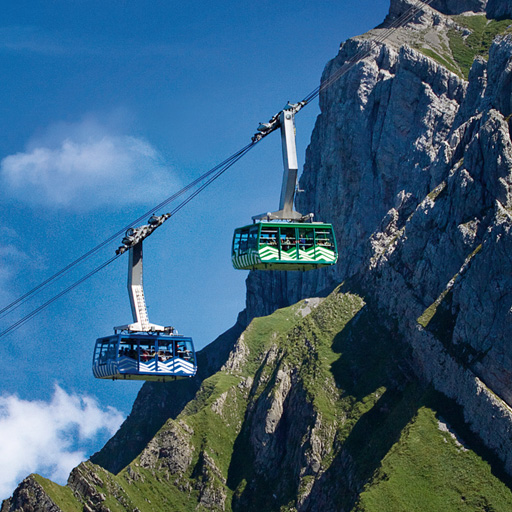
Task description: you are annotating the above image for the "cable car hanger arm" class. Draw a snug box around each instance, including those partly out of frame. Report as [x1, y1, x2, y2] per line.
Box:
[252, 102, 313, 222]
[114, 213, 175, 333]
[114, 240, 171, 334]
[251, 101, 307, 143]
[116, 213, 172, 255]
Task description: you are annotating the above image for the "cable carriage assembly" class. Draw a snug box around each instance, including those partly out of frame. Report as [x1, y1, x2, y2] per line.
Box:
[93, 215, 197, 382]
[232, 103, 338, 271]
[0, 0, 435, 388]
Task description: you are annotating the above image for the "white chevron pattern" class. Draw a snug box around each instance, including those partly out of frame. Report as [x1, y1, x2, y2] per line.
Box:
[93, 355, 197, 380]
[232, 244, 337, 269]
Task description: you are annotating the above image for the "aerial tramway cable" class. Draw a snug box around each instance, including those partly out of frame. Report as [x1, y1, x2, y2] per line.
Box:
[0, 141, 255, 321]
[0, 255, 120, 339]
[302, 0, 436, 105]
[0, 142, 256, 338]
[0, 0, 435, 339]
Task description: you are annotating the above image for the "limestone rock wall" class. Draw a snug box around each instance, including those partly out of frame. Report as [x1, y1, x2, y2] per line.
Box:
[246, 32, 467, 319]
[244, 0, 512, 469]
[365, 35, 512, 410]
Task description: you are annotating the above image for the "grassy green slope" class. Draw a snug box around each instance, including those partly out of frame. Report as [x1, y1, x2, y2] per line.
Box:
[448, 16, 512, 78]
[354, 395, 512, 512]
[34, 287, 512, 511]
[31, 475, 82, 512]
[413, 15, 512, 79]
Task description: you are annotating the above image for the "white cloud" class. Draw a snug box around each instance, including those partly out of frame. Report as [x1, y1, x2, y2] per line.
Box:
[0, 116, 177, 210]
[0, 384, 124, 499]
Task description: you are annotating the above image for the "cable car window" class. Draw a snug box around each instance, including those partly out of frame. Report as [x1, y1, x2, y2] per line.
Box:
[315, 229, 335, 249]
[279, 227, 297, 255]
[139, 340, 156, 363]
[260, 228, 278, 247]
[176, 339, 195, 363]
[233, 231, 242, 255]
[156, 339, 174, 362]
[248, 227, 258, 250]
[239, 229, 249, 254]
[298, 227, 314, 250]
[96, 340, 115, 364]
[119, 341, 137, 360]
[93, 340, 102, 363]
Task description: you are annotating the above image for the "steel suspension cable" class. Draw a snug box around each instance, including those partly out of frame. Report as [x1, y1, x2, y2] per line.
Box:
[302, 0, 435, 104]
[251, 0, 436, 143]
[0, 141, 255, 320]
[168, 143, 257, 217]
[0, 0, 436, 336]
[0, 141, 258, 339]
[0, 254, 121, 339]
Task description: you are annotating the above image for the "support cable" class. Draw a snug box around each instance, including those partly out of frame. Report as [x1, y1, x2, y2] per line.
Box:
[0, 0, 435, 337]
[0, 255, 121, 339]
[0, 142, 257, 338]
[0, 141, 255, 320]
[254, 0, 435, 141]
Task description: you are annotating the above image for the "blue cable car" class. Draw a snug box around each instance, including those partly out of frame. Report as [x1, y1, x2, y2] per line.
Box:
[93, 230, 197, 382]
[93, 332, 196, 381]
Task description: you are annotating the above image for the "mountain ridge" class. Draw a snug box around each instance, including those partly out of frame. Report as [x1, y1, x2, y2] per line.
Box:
[4, 0, 512, 510]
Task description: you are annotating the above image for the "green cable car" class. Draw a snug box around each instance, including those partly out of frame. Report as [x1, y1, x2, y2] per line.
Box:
[232, 221, 337, 271]
[232, 103, 338, 272]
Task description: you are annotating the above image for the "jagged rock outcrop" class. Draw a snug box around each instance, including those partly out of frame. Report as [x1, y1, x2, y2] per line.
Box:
[1, 477, 61, 512]
[430, 0, 486, 14]
[138, 419, 194, 475]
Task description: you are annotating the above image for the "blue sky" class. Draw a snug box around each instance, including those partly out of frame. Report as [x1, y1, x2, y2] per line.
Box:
[0, 0, 389, 496]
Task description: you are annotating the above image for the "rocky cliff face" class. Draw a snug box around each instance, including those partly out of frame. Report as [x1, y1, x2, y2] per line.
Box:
[487, 0, 512, 19]
[243, 0, 512, 486]
[246, 0, 512, 406]
[4, 1, 512, 510]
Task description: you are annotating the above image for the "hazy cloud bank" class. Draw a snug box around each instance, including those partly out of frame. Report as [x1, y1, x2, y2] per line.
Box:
[0, 115, 177, 210]
[0, 384, 124, 499]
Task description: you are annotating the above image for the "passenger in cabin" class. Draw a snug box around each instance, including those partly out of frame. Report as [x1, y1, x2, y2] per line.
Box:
[141, 349, 150, 362]
[283, 238, 294, 250]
